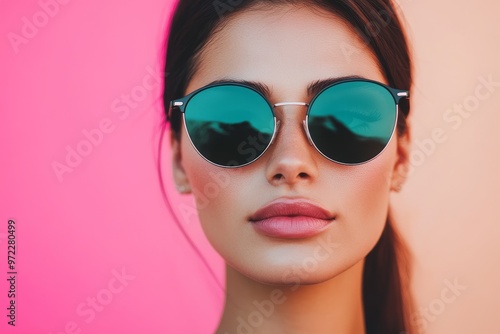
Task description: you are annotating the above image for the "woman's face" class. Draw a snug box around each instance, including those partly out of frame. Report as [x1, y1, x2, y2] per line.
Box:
[172, 4, 408, 284]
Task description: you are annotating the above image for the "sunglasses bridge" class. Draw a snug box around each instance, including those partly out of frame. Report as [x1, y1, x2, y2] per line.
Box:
[268, 101, 315, 147]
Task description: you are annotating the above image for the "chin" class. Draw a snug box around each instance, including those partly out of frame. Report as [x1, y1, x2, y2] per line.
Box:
[233, 256, 363, 287]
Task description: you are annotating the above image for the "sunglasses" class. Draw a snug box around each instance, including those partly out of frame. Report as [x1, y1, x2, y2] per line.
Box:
[169, 78, 409, 167]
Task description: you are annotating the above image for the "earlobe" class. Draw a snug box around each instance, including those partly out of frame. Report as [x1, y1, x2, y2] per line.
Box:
[391, 129, 411, 192]
[171, 131, 192, 194]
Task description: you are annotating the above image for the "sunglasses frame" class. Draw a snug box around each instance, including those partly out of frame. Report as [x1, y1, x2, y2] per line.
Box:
[169, 78, 409, 168]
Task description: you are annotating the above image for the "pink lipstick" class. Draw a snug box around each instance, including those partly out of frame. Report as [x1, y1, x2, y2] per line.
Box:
[249, 198, 335, 239]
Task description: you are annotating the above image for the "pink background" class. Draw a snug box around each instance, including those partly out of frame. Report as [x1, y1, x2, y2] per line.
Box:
[1, 0, 499, 333]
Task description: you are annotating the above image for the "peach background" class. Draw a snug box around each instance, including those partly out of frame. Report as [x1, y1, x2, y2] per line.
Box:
[1, 0, 499, 333]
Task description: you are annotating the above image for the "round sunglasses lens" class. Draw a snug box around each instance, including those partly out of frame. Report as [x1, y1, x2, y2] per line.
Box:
[308, 81, 397, 164]
[184, 85, 274, 167]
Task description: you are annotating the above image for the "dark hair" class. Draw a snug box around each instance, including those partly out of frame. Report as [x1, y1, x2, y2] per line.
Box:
[162, 0, 415, 332]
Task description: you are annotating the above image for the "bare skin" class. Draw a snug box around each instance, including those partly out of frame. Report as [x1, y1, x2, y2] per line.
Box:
[171, 4, 410, 334]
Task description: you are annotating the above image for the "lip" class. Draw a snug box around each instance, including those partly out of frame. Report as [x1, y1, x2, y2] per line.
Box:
[249, 198, 335, 239]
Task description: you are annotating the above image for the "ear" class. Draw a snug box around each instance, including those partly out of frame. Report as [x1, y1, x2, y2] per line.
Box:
[390, 128, 411, 192]
[170, 130, 192, 194]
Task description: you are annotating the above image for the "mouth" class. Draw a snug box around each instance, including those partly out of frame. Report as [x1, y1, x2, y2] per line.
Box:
[248, 198, 335, 239]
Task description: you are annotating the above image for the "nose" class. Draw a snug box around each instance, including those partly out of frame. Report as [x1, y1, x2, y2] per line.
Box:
[264, 106, 319, 187]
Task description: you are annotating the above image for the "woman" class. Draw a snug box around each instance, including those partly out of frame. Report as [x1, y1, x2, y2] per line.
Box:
[162, 0, 415, 333]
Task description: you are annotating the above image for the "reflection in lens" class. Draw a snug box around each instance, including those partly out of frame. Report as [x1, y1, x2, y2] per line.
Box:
[184, 85, 274, 166]
[308, 116, 387, 163]
[308, 81, 396, 164]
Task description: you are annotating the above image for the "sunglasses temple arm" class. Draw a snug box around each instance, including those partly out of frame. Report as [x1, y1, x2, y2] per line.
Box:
[167, 101, 185, 121]
[395, 90, 410, 102]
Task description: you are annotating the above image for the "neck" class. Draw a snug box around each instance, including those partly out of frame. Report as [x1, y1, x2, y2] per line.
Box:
[215, 259, 366, 334]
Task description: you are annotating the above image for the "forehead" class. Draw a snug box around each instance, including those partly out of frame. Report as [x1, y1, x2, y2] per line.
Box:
[186, 4, 385, 99]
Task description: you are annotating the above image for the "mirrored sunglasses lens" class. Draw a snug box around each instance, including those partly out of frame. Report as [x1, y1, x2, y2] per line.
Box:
[184, 85, 274, 166]
[308, 81, 397, 164]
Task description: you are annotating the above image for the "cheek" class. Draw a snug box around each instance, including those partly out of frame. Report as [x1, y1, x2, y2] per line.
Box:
[353, 139, 396, 207]
[180, 130, 231, 209]
[332, 139, 397, 251]
[179, 130, 247, 245]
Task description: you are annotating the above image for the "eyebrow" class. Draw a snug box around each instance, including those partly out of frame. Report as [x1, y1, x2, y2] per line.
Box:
[207, 75, 366, 100]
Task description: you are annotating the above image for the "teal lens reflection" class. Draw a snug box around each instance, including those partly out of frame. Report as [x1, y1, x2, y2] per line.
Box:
[307, 81, 397, 164]
[184, 84, 274, 166]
